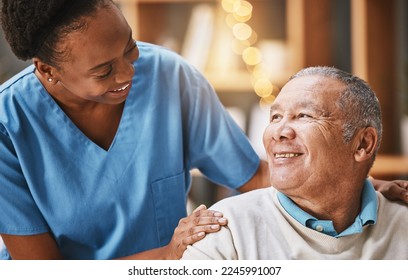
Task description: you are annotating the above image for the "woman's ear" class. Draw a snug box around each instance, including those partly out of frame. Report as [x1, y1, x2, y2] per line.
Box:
[33, 58, 58, 85]
[354, 127, 378, 162]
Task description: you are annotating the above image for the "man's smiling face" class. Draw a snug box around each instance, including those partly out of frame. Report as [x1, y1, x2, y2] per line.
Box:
[262, 75, 354, 198]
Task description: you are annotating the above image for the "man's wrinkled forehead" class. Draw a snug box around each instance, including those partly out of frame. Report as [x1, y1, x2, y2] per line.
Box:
[282, 75, 345, 95]
[270, 75, 344, 114]
[270, 99, 327, 115]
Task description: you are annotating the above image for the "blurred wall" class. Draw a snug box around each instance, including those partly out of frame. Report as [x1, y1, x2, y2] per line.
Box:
[0, 30, 30, 83]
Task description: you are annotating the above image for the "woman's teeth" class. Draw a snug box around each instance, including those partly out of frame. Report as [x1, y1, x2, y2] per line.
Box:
[112, 84, 129, 92]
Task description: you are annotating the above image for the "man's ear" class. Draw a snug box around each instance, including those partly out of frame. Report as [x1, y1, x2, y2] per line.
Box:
[354, 127, 378, 162]
[33, 58, 58, 85]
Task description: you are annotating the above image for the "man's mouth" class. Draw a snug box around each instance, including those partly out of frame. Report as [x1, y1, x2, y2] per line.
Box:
[274, 153, 302, 159]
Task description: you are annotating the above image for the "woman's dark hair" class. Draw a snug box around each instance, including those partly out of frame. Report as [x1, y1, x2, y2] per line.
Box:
[0, 0, 112, 66]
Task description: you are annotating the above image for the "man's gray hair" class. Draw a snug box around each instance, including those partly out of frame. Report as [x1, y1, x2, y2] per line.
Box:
[290, 66, 382, 154]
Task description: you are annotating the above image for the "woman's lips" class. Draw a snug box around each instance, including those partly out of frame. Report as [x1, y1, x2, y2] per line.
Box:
[111, 83, 130, 93]
[107, 83, 131, 98]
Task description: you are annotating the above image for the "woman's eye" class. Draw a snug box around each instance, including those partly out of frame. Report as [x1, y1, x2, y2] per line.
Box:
[96, 67, 113, 79]
[125, 40, 137, 55]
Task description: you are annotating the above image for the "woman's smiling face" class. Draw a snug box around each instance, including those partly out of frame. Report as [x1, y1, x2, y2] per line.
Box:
[48, 2, 139, 105]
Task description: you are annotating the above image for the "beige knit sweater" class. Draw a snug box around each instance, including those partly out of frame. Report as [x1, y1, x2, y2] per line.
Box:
[182, 187, 408, 260]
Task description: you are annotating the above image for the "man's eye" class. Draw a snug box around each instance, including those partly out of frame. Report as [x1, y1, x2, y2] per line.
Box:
[270, 114, 281, 122]
[298, 113, 312, 119]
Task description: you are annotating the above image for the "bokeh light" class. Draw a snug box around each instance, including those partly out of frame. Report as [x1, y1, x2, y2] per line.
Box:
[225, 14, 237, 28]
[242, 47, 262, 65]
[233, 1, 253, 22]
[222, 0, 277, 105]
[232, 22, 252, 41]
[221, 0, 240, 13]
[254, 78, 273, 98]
[259, 93, 277, 111]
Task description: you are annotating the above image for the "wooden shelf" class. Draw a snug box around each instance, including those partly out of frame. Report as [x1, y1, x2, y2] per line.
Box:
[137, 0, 214, 3]
[371, 155, 408, 178]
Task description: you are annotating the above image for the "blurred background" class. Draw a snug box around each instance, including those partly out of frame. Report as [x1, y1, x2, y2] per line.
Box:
[1, 0, 407, 206]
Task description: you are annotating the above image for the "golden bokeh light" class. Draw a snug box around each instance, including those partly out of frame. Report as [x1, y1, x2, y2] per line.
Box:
[225, 14, 237, 28]
[222, 0, 278, 106]
[233, 1, 252, 16]
[233, 1, 253, 22]
[242, 47, 262, 65]
[221, 0, 240, 13]
[232, 22, 252, 41]
[254, 78, 273, 98]
[233, 12, 252, 23]
[259, 94, 277, 111]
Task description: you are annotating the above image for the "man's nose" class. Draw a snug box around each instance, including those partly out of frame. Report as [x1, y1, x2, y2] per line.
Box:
[270, 118, 296, 142]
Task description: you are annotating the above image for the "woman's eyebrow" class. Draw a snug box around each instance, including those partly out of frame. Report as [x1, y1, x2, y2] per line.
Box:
[88, 60, 115, 72]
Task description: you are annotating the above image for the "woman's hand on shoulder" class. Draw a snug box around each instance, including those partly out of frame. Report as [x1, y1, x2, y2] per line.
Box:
[371, 178, 408, 203]
[164, 204, 227, 259]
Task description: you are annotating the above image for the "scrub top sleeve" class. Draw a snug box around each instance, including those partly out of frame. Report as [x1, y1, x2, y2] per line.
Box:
[0, 126, 49, 235]
[182, 67, 260, 190]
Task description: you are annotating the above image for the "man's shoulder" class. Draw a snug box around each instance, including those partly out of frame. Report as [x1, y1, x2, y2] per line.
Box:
[209, 187, 276, 213]
[376, 191, 408, 211]
[376, 191, 408, 224]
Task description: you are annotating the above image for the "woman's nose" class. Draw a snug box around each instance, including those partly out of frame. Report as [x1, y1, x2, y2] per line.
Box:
[115, 59, 134, 83]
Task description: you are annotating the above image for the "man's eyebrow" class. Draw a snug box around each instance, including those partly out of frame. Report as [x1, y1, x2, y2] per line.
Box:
[269, 104, 280, 115]
[298, 101, 323, 112]
[269, 101, 327, 115]
[88, 31, 133, 73]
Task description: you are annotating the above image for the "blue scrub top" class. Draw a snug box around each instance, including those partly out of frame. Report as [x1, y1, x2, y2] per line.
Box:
[0, 42, 260, 259]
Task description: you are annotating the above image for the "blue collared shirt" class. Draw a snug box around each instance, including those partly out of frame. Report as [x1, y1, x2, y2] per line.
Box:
[277, 179, 377, 237]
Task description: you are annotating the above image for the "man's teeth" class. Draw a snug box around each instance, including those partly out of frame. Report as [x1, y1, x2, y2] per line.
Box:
[113, 84, 129, 92]
[274, 153, 301, 158]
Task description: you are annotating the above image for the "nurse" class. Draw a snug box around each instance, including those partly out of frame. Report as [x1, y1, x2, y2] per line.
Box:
[0, 0, 406, 259]
[0, 0, 269, 259]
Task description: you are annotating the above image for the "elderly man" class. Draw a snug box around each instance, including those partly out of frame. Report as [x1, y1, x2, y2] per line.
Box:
[181, 66, 408, 260]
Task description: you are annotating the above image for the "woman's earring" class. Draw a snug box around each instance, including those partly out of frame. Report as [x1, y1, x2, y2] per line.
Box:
[48, 78, 53, 82]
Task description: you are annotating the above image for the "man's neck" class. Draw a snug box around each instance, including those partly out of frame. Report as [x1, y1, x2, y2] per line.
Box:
[288, 181, 365, 233]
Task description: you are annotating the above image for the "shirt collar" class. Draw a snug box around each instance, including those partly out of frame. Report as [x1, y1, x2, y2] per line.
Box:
[277, 179, 377, 237]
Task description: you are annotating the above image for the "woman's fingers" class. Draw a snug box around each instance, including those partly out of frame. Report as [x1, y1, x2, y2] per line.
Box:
[392, 180, 408, 202]
[192, 204, 224, 218]
[178, 207, 228, 228]
[168, 205, 228, 258]
[192, 204, 207, 213]
[374, 179, 408, 202]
